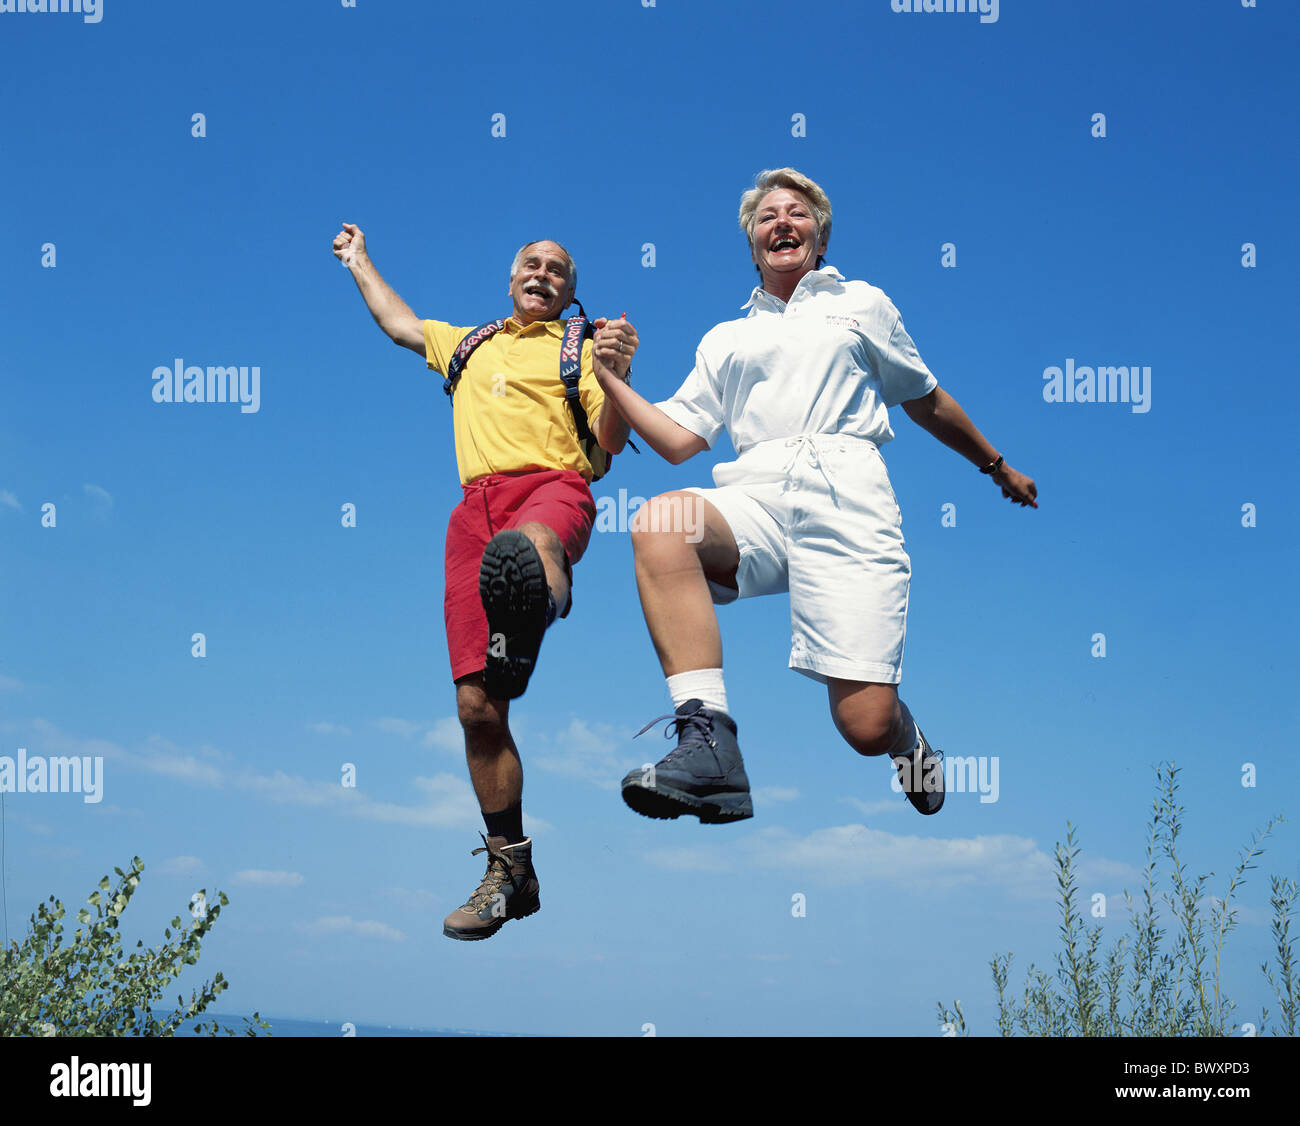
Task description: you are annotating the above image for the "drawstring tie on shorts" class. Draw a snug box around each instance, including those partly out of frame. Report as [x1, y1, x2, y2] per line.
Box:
[781, 436, 839, 506]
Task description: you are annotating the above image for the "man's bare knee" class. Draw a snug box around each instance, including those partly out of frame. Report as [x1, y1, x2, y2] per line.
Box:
[456, 681, 508, 737]
[516, 521, 564, 563]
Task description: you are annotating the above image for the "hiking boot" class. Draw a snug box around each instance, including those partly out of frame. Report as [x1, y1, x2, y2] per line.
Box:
[479, 530, 549, 700]
[442, 834, 540, 941]
[891, 727, 944, 816]
[621, 698, 753, 824]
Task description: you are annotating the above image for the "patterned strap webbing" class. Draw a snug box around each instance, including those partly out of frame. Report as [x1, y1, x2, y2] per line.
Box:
[442, 318, 506, 397]
[559, 314, 595, 444]
[441, 312, 613, 473]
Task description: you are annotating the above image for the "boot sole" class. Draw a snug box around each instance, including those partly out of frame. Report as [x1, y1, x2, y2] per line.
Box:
[442, 897, 540, 941]
[479, 531, 548, 701]
[621, 780, 753, 824]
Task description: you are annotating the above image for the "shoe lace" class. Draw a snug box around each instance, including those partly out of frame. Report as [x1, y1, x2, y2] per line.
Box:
[462, 833, 514, 910]
[892, 744, 944, 793]
[634, 706, 715, 760]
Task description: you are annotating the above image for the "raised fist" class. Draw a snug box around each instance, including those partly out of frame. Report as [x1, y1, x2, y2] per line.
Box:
[332, 222, 366, 267]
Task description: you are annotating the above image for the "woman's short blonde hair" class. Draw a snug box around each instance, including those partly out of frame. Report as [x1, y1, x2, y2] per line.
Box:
[738, 169, 832, 263]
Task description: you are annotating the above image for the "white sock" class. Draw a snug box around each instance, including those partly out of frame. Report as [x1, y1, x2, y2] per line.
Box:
[666, 669, 729, 716]
[884, 700, 919, 758]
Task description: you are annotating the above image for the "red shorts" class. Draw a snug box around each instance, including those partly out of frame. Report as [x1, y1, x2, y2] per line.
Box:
[444, 469, 596, 683]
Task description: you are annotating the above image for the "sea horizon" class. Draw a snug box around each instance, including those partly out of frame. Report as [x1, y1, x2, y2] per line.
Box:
[175, 1014, 513, 1038]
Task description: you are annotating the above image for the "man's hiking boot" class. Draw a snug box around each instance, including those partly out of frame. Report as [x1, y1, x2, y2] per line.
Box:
[890, 727, 944, 816]
[479, 529, 549, 700]
[443, 834, 540, 941]
[621, 698, 753, 824]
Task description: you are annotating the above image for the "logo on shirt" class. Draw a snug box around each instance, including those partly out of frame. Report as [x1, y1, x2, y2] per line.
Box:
[824, 315, 860, 329]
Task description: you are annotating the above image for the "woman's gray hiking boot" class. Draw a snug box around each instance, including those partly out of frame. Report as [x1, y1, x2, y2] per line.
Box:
[621, 698, 754, 824]
[442, 834, 540, 941]
[479, 530, 549, 700]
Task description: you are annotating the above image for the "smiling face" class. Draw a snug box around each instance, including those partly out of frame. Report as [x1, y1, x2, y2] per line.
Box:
[507, 241, 575, 325]
[750, 188, 827, 292]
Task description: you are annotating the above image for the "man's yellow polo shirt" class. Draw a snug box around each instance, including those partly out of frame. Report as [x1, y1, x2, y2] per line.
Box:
[424, 317, 608, 485]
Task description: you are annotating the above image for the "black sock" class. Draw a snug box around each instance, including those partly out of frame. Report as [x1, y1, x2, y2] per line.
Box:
[482, 802, 525, 845]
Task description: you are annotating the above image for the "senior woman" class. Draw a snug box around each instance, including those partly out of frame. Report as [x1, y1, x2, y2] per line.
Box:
[591, 168, 1037, 823]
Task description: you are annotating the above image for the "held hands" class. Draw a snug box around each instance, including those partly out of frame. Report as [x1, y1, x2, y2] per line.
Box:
[592, 315, 638, 384]
[992, 464, 1038, 508]
[332, 222, 367, 268]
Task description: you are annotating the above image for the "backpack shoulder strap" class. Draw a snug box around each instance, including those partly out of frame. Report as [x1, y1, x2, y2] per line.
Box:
[559, 314, 595, 442]
[443, 319, 506, 398]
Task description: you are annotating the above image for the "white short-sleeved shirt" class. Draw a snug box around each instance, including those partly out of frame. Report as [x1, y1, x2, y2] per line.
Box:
[657, 267, 938, 457]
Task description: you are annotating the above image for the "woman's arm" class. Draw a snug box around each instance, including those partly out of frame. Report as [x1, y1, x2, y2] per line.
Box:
[592, 320, 709, 465]
[902, 387, 1038, 507]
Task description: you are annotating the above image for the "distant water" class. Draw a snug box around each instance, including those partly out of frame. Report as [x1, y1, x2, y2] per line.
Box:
[176, 1014, 503, 1037]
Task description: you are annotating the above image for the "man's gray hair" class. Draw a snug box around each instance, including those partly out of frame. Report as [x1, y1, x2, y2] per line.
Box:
[738, 169, 832, 267]
[510, 240, 578, 300]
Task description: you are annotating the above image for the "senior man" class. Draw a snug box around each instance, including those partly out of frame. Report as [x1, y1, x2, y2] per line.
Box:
[591, 169, 1036, 824]
[333, 224, 635, 939]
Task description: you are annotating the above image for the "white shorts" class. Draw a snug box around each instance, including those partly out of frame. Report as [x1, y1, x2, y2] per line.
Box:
[686, 433, 911, 685]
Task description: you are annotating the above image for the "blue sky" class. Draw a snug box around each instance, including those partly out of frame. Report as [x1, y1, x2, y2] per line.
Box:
[1, 0, 1296, 1036]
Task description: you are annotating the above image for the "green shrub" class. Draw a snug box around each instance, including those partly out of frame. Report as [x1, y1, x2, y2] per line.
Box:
[0, 856, 268, 1036]
[937, 763, 1294, 1036]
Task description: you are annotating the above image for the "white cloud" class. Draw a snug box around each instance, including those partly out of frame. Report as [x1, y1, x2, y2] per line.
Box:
[739, 825, 1058, 895]
[307, 722, 351, 737]
[372, 716, 464, 754]
[83, 483, 113, 509]
[157, 855, 204, 877]
[522, 813, 554, 837]
[299, 915, 406, 942]
[380, 886, 441, 909]
[644, 823, 1138, 900]
[753, 786, 800, 806]
[0, 490, 20, 512]
[531, 716, 640, 791]
[374, 717, 424, 739]
[240, 769, 481, 829]
[0, 674, 23, 693]
[407, 774, 484, 827]
[838, 795, 905, 817]
[21, 720, 482, 830]
[421, 717, 462, 753]
[32, 721, 228, 788]
[231, 869, 305, 888]
[645, 846, 735, 874]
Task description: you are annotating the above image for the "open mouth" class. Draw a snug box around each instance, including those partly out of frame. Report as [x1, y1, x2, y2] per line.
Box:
[523, 281, 555, 299]
[771, 237, 800, 252]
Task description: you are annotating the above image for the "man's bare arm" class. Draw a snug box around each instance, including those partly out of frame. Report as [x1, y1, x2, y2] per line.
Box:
[592, 320, 708, 465]
[332, 223, 425, 355]
[592, 390, 632, 456]
[902, 386, 1038, 507]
